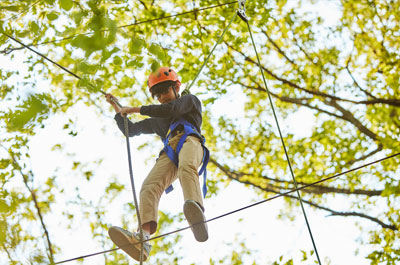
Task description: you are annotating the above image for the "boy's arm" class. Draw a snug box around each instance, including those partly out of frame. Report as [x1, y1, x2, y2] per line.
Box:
[106, 93, 156, 137]
[114, 113, 156, 137]
[140, 95, 200, 118]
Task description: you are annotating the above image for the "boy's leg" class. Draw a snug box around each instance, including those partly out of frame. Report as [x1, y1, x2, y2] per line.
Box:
[178, 135, 204, 207]
[139, 152, 178, 234]
[109, 152, 177, 261]
[178, 135, 208, 242]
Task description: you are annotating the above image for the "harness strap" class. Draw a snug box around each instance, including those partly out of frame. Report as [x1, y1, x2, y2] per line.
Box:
[162, 119, 209, 198]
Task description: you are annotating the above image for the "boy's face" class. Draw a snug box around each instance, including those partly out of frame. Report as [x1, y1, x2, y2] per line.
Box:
[156, 86, 179, 104]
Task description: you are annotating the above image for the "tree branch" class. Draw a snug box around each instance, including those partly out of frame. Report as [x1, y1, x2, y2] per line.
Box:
[8, 152, 55, 264]
[234, 78, 349, 120]
[346, 144, 383, 166]
[345, 52, 377, 99]
[211, 158, 397, 230]
[210, 158, 383, 197]
[225, 41, 400, 107]
[136, 0, 148, 9]
[1, 242, 15, 263]
[324, 99, 378, 140]
[261, 29, 295, 65]
[21, 171, 55, 264]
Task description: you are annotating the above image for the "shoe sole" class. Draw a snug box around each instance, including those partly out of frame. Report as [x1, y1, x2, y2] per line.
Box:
[183, 201, 208, 242]
[108, 226, 148, 261]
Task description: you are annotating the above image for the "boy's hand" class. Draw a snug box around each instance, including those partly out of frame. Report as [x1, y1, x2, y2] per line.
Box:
[105, 93, 121, 113]
[105, 93, 118, 104]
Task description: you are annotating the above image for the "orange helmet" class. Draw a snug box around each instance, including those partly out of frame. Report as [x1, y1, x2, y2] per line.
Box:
[147, 67, 180, 91]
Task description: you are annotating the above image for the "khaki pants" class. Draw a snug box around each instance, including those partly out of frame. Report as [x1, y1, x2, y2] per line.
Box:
[139, 133, 204, 234]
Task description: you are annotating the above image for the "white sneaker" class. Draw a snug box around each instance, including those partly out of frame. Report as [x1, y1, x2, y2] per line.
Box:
[183, 200, 208, 242]
[108, 226, 151, 261]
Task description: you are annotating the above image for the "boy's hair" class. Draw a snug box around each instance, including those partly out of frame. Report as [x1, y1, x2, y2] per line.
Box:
[150, 80, 179, 98]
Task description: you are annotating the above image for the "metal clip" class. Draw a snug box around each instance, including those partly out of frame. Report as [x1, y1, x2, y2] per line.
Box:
[237, 0, 249, 22]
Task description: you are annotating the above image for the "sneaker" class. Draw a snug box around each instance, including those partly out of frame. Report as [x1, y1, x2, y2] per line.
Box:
[108, 226, 152, 261]
[183, 200, 208, 242]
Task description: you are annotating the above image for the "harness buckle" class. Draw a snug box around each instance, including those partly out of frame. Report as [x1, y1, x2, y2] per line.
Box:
[237, 0, 249, 22]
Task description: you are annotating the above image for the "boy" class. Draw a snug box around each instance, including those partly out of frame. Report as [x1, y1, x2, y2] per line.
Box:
[105, 67, 209, 261]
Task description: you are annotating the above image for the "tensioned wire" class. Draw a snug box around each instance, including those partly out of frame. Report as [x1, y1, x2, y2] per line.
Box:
[54, 152, 400, 264]
[245, 20, 322, 265]
[0, 1, 237, 55]
[185, 12, 238, 92]
[1, 5, 236, 264]
[123, 116, 145, 264]
[2, 2, 397, 265]
[5, 30, 399, 265]
[184, 1, 321, 262]
[1, 26, 147, 265]
[0, 0, 42, 23]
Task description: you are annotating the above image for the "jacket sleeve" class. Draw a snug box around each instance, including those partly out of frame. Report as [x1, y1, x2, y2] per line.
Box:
[140, 94, 200, 119]
[114, 113, 156, 137]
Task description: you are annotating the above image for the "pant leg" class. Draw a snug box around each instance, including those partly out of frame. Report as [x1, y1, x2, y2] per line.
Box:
[177, 135, 204, 210]
[139, 152, 177, 234]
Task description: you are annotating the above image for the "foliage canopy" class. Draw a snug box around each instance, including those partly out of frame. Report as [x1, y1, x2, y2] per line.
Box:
[0, 0, 399, 264]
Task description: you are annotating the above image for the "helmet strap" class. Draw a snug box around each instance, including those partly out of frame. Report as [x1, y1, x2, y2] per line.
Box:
[172, 83, 180, 99]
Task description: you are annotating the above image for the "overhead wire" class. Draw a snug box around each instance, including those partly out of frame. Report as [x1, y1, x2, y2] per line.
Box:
[2, 1, 398, 264]
[0, 1, 237, 55]
[185, 13, 237, 93]
[1, 21, 147, 264]
[54, 152, 400, 264]
[123, 117, 144, 264]
[0, 0, 42, 23]
[245, 16, 322, 265]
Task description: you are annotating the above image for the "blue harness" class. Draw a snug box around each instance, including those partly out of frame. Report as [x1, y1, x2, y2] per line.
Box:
[162, 119, 210, 198]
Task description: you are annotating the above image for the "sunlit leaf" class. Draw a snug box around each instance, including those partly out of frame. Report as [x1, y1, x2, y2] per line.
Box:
[60, 0, 73, 11]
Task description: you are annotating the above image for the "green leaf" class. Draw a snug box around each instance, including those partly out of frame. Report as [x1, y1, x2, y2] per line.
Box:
[0, 6, 19, 12]
[112, 56, 123, 66]
[127, 59, 144, 68]
[73, 10, 88, 24]
[101, 47, 120, 62]
[78, 62, 97, 74]
[6, 94, 50, 131]
[148, 43, 165, 61]
[46, 12, 59, 21]
[150, 60, 161, 72]
[30, 21, 40, 34]
[60, 0, 73, 11]
[129, 36, 145, 54]
[77, 76, 100, 93]
[0, 220, 6, 244]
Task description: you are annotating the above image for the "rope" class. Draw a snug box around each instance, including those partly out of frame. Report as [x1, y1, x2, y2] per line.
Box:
[0, 1, 237, 55]
[123, 116, 144, 264]
[185, 12, 237, 93]
[4, 4, 398, 265]
[245, 20, 322, 265]
[1, 31, 109, 96]
[1, 29, 145, 264]
[0, 0, 42, 24]
[54, 152, 400, 264]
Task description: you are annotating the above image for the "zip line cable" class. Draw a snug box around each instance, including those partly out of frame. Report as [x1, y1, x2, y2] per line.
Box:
[0, 0, 42, 23]
[123, 117, 144, 265]
[2, 2, 398, 264]
[54, 152, 400, 264]
[1, 27, 146, 265]
[186, 12, 237, 92]
[2, 5, 235, 263]
[0, 1, 236, 55]
[245, 18, 323, 265]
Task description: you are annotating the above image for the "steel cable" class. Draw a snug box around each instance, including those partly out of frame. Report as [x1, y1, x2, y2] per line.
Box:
[54, 152, 400, 264]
